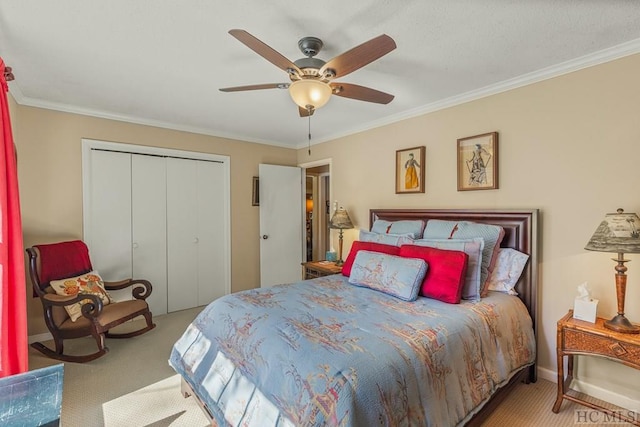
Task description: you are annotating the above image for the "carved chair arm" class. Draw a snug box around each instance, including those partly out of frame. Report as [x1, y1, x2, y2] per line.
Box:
[41, 293, 104, 318]
[103, 279, 153, 300]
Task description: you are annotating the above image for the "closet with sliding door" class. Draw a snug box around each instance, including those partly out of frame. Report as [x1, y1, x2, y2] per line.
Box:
[82, 139, 231, 315]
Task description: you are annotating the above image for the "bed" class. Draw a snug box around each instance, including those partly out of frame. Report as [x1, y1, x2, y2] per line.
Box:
[169, 208, 539, 426]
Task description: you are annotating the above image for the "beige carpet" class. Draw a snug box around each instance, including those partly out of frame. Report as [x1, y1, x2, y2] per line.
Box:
[102, 374, 208, 426]
[29, 307, 207, 427]
[29, 307, 623, 426]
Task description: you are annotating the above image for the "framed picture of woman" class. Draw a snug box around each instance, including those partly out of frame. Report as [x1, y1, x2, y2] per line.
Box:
[395, 146, 425, 194]
[457, 132, 498, 191]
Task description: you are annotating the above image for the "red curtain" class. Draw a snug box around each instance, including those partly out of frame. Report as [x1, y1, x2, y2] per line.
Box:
[0, 57, 28, 378]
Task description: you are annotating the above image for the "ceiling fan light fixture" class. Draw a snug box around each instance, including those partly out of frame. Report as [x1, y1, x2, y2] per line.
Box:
[289, 79, 332, 110]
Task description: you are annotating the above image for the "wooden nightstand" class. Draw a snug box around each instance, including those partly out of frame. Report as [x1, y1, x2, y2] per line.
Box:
[302, 261, 343, 280]
[553, 310, 640, 426]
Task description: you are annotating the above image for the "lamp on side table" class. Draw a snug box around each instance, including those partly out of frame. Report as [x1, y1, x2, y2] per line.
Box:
[585, 208, 640, 334]
[329, 206, 354, 266]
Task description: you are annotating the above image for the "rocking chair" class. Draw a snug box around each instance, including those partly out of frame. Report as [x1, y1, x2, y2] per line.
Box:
[27, 240, 156, 362]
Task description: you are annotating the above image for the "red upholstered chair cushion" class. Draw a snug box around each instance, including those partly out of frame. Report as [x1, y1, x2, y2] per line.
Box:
[341, 241, 401, 277]
[34, 240, 93, 290]
[399, 244, 468, 304]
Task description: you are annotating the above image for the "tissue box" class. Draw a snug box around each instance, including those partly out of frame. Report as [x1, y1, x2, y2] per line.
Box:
[574, 298, 598, 323]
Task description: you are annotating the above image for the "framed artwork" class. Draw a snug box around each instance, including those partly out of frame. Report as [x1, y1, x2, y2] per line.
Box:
[252, 176, 259, 206]
[457, 132, 498, 191]
[395, 146, 425, 194]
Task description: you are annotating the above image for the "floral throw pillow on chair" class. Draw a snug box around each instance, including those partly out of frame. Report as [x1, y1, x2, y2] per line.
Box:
[50, 271, 113, 321]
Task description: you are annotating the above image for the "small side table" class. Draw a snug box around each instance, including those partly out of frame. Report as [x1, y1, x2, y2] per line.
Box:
[302, 261, 342, 280]
[553, 310, 640, 426]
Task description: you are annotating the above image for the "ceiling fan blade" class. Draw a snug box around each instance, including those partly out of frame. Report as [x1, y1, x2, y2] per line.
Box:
[299, 106, 315, 117]
[229, 29, 302, 76]
[320, 34, 396, 79]
[219, 83, 289, 92]
[331, 83, 394, 104]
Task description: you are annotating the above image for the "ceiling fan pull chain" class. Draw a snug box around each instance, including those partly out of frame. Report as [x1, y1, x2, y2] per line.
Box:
[307, 105, 312, 155]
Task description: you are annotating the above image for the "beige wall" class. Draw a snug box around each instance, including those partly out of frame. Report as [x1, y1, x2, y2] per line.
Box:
[9, 52, 640, 407]
[8, 91, 19, 142]
[8, 102, 297, 336]
[298, 54, 640, 406]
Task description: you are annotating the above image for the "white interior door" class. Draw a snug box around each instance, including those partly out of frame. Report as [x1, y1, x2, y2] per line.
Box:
[85, 150, 133, 302]
[132, 154, 167, 315]
[167, 157, 199, 312]
[259, 164, 304, 287]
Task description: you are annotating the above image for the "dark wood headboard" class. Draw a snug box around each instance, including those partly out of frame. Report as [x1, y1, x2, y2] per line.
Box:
[370, 208, 539, 345]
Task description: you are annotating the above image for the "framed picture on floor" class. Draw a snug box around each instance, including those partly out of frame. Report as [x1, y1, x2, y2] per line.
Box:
[457, 132, 498, 191]
[396, 146, 425, 194]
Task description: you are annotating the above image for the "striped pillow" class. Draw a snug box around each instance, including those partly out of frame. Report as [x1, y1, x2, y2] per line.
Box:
[359, 229, 414, 246]
[371, 219, 426, 239]
[413, 238, 484, 301]
[423, 220, 504, 294]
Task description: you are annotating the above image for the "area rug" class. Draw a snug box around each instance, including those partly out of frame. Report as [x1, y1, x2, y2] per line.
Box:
[102, 374, 209, 427]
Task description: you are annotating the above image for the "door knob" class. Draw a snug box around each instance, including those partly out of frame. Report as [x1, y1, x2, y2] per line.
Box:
[193, 237, 199, 243]
[132, 242, 139, 249]
[262, 235, 269, 240]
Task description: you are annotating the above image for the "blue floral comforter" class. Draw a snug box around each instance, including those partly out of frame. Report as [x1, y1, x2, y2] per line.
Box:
[169, 275, 535, 426]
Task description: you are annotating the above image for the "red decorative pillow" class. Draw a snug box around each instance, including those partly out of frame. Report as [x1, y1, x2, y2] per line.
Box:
[341, 241, 401, 277]
[399, 245, 468, 304]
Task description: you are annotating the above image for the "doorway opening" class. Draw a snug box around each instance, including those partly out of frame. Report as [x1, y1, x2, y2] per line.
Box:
[300, 160, 331, 262]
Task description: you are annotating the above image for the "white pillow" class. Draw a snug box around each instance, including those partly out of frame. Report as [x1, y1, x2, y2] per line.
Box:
[485, 248, 529, 295]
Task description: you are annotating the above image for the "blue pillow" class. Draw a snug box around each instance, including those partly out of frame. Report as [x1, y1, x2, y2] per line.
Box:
[371, 220, 426, 239]
[414, 238, 484, 301]
[423, 220, 504, 289]
[359, 229, 414, 246]
[348, 251, 427, 301]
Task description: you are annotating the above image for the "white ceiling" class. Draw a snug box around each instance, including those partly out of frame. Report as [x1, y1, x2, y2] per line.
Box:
[2, 1, 640, 149]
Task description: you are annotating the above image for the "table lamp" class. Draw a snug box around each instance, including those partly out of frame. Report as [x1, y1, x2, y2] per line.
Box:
[585, 208, 640, 334]
[329, 206, 354, 266]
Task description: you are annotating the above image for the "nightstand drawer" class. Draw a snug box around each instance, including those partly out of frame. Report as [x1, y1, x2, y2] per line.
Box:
[305, 268, 331, 279]
[564, 328, 640, 365]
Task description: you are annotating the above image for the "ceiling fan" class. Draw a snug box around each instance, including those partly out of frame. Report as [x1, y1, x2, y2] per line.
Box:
[220, 29, 397, 117]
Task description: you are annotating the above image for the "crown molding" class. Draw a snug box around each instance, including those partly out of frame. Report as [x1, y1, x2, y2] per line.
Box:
[8, 37, 640, 151]
[8, 89, 294, 149]
[297, 37, 640, 149]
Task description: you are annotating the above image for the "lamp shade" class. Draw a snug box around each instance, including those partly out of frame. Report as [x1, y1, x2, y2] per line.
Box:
[329, 207, 354, 230]
[585, 208, 640, 253]
[289, 79, 332, 109]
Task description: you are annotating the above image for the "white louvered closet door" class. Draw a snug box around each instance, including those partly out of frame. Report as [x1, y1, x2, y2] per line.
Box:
[86, 150, 133, 302]
[195, 159, 227, 306]
[84, 140, 230, 315]
[131, 154, 168, 315]
[86, 150, 168, 310]
[166, 157, 226, 312]
[166, 157, 199, 312]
